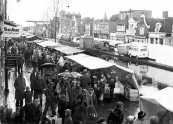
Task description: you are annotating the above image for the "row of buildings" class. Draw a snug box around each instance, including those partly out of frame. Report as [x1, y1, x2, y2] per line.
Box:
[56, 10, 173, 47]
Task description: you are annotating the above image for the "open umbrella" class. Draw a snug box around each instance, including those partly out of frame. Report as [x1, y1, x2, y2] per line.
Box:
[41, 63, 56, 68]
[58, 72, 74, 78]
[58, 71, 82, 78]
[71, 72, 82, 77]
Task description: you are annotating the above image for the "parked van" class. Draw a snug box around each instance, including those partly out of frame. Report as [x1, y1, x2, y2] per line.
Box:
[128, 43, 148, 58]
[117, 43, 131, 55]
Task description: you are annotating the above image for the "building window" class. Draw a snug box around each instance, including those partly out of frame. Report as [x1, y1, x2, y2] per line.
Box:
[150, 38, 154, 44]
[117, 24, 125, 31]
[160, 38, 163, 45]
[94, 24, 97, 30]
[155, 38, 158, 44]
[139, 26, 144, 35]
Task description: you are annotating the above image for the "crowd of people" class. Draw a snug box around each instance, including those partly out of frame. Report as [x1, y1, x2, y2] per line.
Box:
[4, 38, 161, 124]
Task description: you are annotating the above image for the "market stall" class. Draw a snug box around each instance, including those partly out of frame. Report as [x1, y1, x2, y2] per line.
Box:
[36, 41, 57, 47]
[66, 54, 114, 70]
[66, 54, 139, 100]
[54, 46, 84, 55]
[140, 87, 173, 124]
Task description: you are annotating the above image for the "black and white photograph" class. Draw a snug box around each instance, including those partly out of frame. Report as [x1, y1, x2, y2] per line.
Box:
[0, 0, 173, 124]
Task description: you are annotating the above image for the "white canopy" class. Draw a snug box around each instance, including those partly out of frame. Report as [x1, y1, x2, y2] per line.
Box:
[140, 87, 173, 123]
[36, 41, 57, 47]
[66, 54, 115, 70]
[54, 46, 84, 55]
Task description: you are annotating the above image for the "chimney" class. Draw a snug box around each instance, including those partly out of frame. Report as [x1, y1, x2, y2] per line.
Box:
[73, 12, 75, 14]
[92, 17, 94, 20]
[163, 11, 168, 18]
[78, 12, 80, 14]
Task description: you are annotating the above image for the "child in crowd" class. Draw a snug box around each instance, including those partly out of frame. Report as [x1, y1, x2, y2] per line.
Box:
[23, 86, 33, 105]
[87, 88, 97, 107]
[64, 109, 73, 124]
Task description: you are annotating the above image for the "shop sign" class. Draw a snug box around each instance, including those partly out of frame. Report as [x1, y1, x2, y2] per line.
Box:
[3, 24, 23, 38]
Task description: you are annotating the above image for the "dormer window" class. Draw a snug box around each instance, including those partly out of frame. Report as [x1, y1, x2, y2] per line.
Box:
[155, 22, 162, 32]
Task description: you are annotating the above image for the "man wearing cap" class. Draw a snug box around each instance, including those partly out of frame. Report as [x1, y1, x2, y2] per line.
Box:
[133, 111, 147, 124]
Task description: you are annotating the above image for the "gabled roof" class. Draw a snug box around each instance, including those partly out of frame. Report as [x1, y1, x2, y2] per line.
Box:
[145, 18, 173, 33]
[109, 14, 119, 21]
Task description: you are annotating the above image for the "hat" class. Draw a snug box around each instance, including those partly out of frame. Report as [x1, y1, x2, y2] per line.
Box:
[138, 111, 146, 119]
[97, 117, 106, 124]
[60, 94, 66, 101]
[126, 115, 136, 123]
[88, 88, 94, 92]
[83, 69, 87, 73]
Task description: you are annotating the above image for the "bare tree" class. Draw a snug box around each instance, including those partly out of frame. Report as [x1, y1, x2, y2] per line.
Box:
[42, 0, 71, 42]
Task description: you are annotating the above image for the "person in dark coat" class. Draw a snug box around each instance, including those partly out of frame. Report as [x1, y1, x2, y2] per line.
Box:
[109, 78, 115, 103]
[30, 67, 38, 93]
[14, 72, 26, 108]
[80, 69, 91, 90]
[72, 94, 84, 116]
[73, 101, 87, 124]
[33, 72, 46, 106]
[58, 94, 68, 124]
[107, 102, 124, 124]
[23, 86, 33, 105]
[64, 109, 73, 124]
[43, 82, 56, 116]
[17, 54, 25, 74]
[72, 81, 83, 105]
[20, 99, 42, 124]
[86, 105, 99, 124]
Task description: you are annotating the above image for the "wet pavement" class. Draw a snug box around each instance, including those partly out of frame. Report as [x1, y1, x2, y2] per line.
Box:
[1, 61, 140, 121]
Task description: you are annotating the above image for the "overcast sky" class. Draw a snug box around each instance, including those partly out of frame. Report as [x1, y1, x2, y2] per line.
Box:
[7, 0, 173, 26]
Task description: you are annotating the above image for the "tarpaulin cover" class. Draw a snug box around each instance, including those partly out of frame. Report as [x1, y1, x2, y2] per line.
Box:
[36, 41, 57, 47]
[66, 54, 114, 70]
[54, 46, 84, 55]
[140, 87, 173, 124]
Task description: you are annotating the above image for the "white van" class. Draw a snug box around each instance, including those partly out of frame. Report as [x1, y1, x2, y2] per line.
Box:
[128, 43, 148, 58]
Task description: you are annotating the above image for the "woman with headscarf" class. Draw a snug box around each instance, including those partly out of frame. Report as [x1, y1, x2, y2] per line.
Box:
[86, 105, 99, 124]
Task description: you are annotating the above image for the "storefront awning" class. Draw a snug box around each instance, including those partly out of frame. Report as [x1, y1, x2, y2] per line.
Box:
[54, 46, 84, 55]
[66, 54, 115, 70]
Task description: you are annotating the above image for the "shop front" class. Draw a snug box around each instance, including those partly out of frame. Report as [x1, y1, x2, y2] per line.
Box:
[135, 35, 147, 43]
[116, 32, 126, 42]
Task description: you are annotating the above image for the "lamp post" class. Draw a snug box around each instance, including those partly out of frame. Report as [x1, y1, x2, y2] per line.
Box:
[4, 0, 9, 93]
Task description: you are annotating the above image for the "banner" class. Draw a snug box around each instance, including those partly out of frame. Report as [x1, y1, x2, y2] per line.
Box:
[3, 24, 23, 38]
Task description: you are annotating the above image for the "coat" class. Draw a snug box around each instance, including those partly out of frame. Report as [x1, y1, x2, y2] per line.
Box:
[80, 73, 91, 90]
[73, 106, 86, 124]
[14, 76, 26, 100]
[72, 86, 82, 104]
[17, 56, 25, 67]
[30, 71, 37, 89]
[61, 85, 72, 106]
[64, 110, 73, 124]
[87, 94, 97, 107]
[33, 78, 46, 93]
